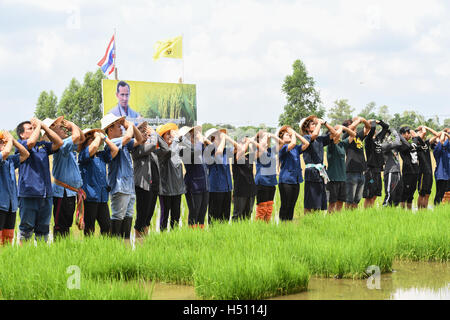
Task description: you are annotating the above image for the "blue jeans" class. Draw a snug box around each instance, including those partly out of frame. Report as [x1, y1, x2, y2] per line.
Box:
[110, 192, 135, 220]
[18, 197, 53, 241]
[346, 172, 365, 205]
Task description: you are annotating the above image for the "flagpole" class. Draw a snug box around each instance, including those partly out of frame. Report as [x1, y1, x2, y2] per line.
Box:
[114, 28, 118, 80]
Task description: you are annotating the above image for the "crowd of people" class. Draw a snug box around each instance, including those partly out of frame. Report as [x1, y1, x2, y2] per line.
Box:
[1, 80, 449, 246]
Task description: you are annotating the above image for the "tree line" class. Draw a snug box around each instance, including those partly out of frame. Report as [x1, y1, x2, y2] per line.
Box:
[32, 60, 449, 138]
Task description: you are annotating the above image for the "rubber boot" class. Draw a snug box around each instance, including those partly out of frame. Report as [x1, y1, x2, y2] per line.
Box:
[122, 217, 133, 246]
[2, 229, 14, 245]
[110, 219, 123, 238]
[255, 202, 266, 221]
[265, 201, 274, 223]
[199, 224, 205, 230]
[0, 230, 3, 246]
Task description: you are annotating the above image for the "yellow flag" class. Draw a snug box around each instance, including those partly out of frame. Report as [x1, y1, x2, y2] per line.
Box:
[153, 36, 183, 60]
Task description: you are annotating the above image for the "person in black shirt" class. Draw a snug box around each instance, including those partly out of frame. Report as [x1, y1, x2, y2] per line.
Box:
[398, 126, 420, 210]
[343, 116, 372, 210]
[232, 136, 258, 221]
[363, 120, 390, 208]
[415, 126, 440, 209]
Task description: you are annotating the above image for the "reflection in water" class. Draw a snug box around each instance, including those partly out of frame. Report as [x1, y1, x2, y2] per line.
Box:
[146, 261, 449, 300]
[271, 261, 449, 300]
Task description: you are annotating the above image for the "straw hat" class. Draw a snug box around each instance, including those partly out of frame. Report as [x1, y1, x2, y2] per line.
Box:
[41, 116, 64, 136]
[204, 128, 227, 140]
[137, 121, 148, 131]
[299, 115, 318, 135]
[178, 126, 193, 137]
[156, 122, 178, 137]
[277, 125, 292, 139]
[82, 128, 105, 137]
[101, 113, 126, 131]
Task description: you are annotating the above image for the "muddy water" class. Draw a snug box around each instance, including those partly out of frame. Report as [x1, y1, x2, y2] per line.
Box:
[149, 261, 449, 300]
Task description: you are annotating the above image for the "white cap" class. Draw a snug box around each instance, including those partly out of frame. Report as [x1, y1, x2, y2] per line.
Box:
[41, 116, 63, 136]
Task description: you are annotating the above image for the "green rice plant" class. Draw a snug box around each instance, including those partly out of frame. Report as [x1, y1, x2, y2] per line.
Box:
[1, 204, 449, 300]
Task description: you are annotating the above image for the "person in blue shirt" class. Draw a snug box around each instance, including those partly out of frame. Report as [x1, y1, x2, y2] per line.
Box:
[16, 117, 63, 243]
[277, 125, 310, 221]
[300, 116, 337, 214]
[204, 128, 238, 225]
[179, 126, 211, 229]
[0, 130, 29, 246]
[49, 118, 85, 238]
[78, 128, 118, 237]
[102, 114, 143, 244]
[433, 130, 450, 205]
[109, 81, 141, 125]
[254, 131, 281, 223]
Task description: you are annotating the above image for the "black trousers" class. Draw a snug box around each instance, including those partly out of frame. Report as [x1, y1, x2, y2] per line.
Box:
[279, 183, 300, 221]
[208, 191, 231, 224]
[53, 191, 76, 238]
[83, 201, 110, 236]
[383, 172, 403, 207]
[434, 180, 448, 205]
[186, 191, 209, 225]
[256, 185, 276, 204]
[232, 195, 255, 220]
[135, 186, 158, 232]
[159, 195, 181, 231]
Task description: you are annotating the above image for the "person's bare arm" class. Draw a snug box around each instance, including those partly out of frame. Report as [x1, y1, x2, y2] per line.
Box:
[323, 121, 337, 137]
[132, 123, 144, 147]
[423, 126, 440, 138]
[236, 139, 251, 160]
[88, 132, 103, 157]
[121, 120, 134, 147]
[341, 125, 357, 143]
[360, 117, 372, 136]
[296, 132, 310, 151]
[1, 131, 13, 160]
[348, 117, 361, 132]
[310, 120, 322, 141]
[64, 120, 83, 145]
[215, 132, 227, 156]
[105, 136, 119, 159]
[26, 117, 42, 149]
[286, 127, 297, 151]
[10, 133, 30, 163]
[332, 127, 343, 144]
[40, 119, 63, 151]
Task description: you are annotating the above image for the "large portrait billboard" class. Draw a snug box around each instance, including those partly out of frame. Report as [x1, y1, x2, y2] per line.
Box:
[102, 79, 197, 127]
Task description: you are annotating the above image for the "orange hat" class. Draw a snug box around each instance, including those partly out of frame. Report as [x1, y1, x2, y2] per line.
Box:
[156, 123, 178, 137]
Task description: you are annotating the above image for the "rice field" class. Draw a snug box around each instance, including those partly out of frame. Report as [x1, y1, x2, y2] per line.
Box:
[1, 203, 448, 300]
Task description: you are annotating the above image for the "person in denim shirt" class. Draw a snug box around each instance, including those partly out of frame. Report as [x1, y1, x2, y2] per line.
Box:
[433, 131, 450, 205]
[277, 125, 310, 221]
[102, 114, 143, 243]
[78, 128, 118, 236]
[49, 118, 85, 238]
[254, 131, 280, 223]
[0, 130, 29, 245]
[16, 117, 63, 243]
[204, 128, 238, 225]
[180, 126, 211, 229]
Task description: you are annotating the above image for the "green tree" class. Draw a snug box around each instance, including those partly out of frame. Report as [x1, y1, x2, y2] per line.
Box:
[358, 101, 378, 120]
[327, 99, 355, 125]
[278, 59, 325, 130]
[377, 105, 392, 123]
[443, 118, 450, 129]
[35, 90, 58, 120]
[56, 69, 106, 128]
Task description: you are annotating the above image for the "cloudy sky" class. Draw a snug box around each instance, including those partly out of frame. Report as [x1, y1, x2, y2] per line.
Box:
[1, 0, 450, 130]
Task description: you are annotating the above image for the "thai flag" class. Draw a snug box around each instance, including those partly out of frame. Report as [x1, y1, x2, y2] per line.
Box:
[97, 35, 115, 75]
